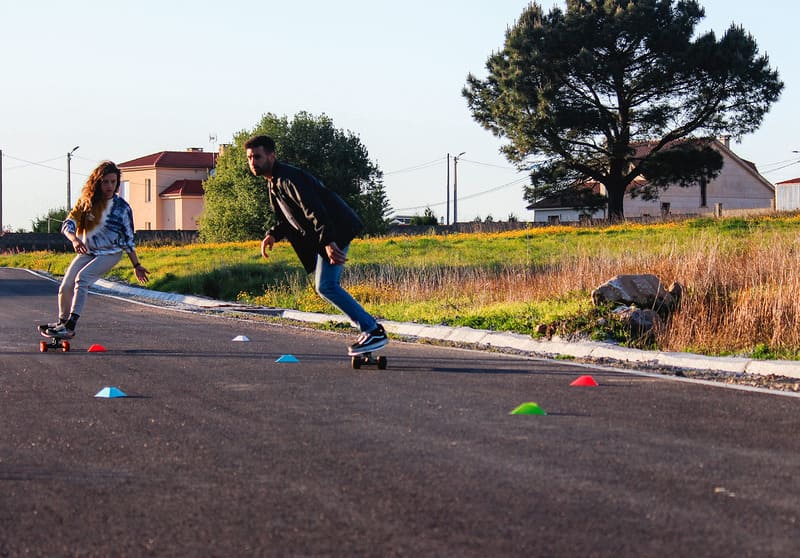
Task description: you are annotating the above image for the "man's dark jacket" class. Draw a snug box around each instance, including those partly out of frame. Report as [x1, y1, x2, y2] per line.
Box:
[265, 161, 364, 273]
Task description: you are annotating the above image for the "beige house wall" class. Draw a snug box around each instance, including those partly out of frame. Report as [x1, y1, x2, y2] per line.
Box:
[122, 169, 158, 230]
[181, 198, 205, 230]
[161, 197, 204, 230]
[121, 167, 210, 230]
[615, 149, 775, 218]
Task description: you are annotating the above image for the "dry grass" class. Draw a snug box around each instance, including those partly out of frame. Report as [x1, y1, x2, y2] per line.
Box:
[339, 224, 800, 357]
[657, 232, 800, 355]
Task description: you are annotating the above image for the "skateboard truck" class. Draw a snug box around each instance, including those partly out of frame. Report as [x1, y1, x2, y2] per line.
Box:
[39, 336, 70, 353]
[37, 325, 71, 353]
[350, 351, 387, 370]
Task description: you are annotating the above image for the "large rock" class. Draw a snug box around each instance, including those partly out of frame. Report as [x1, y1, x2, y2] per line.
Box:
[612, 306, 661, 340]
[591, 274, 682, 312]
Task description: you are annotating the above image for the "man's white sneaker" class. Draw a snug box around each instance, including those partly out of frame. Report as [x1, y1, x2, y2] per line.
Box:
[348, 324, 388, 355]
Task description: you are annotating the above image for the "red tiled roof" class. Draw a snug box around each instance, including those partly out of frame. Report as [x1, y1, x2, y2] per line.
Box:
[159, 179, 205, 197]
[119, 151, 216, 169]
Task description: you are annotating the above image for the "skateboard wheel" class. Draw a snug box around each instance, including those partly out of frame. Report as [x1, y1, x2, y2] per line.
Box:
[62, 341, 70, 352]
[352, 356, 362, 369]
[40, 340, 48, 353]
[377, 356, 387, 369]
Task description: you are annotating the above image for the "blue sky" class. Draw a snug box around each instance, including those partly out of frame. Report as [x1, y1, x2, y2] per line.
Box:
[1, 0, 798, 231]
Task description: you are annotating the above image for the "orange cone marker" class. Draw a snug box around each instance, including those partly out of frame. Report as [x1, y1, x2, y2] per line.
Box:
[87, 344, 107, 353]
[570, 375, 598, 387]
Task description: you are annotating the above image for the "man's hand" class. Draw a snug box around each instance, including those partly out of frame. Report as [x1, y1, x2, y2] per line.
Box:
[325, 242, 347, 265]
[261, 234, 276, 259]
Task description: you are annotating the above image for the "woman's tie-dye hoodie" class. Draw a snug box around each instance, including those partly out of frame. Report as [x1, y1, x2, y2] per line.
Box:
[61, 195, 136, 256]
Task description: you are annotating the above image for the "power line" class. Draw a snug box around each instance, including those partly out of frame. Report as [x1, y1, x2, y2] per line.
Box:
[393, 175, 529, 213]
[2, 153, 67, 173]
[457, 176, 530, 202]
[459, 157, 518, 171]
[760, 159, 800, 175]
[384, 156, 445, 176]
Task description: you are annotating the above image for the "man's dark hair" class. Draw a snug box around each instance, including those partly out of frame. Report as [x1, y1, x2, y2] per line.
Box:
[244, 135, 276, 153]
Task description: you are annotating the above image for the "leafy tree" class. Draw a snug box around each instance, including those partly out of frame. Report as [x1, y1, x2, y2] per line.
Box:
[463, 0, 783, 220]
[200, 112, 391, 241]
[410, 207, 438, 226]
[31, 207, 68, 233]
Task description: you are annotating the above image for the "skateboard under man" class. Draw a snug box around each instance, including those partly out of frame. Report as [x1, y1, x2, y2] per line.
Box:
[37, 325, 72, 352]
[348, 345, 387, 370]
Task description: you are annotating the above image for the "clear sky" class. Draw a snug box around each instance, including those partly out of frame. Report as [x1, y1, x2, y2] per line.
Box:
[1, 0, 798, 231]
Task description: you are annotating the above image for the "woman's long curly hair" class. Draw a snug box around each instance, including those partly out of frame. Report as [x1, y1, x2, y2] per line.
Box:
[75, 160, 121, 212]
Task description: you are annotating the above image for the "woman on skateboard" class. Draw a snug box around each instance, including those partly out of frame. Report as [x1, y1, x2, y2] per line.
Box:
[42, 160, 149, 338]
[244, 135, 388, 356]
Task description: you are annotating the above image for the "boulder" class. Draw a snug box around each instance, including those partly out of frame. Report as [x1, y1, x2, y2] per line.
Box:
[591, 274, 682, 312]
[612, 306, 661, 339]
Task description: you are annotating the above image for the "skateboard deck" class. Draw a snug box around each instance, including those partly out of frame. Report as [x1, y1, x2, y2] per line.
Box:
[349, 345, 387, 370]
[37, 325, 72, 353]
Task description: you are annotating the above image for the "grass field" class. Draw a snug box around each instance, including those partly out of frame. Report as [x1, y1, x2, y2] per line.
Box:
[4, 213, 800, 359]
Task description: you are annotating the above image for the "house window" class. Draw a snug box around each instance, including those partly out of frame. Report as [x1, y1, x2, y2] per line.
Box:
[119, 180, 129, 201]
[145, 179, 152, 203]
[548, 215, 560, 225]
[660, 202, 670, 216]
[144, 221, 152, 230]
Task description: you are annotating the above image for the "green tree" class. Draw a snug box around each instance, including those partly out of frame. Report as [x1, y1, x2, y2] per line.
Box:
[200, 112, 391, 241]
[31, 207, 68, 233]
[463, 0, 783, 220]
[410, 207, 438, 226]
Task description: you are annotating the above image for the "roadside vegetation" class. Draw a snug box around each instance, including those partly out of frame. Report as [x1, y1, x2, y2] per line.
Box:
[4, 214, 800, 360]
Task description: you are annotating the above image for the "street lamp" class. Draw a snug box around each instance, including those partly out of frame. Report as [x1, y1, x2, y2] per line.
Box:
[453, 151, 465, 224]
[67, 145, 79, 209]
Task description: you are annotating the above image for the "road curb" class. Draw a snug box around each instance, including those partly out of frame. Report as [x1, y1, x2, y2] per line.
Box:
[83, 276, 800, 380]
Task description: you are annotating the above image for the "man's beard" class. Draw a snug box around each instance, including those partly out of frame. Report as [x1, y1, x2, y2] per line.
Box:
[253, 162, 272, 176]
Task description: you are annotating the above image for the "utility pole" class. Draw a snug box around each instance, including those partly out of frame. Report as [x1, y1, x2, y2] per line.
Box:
[453, 151, 465, 224]
[66, 146, 79, 209]
[446, 153, 450, 226]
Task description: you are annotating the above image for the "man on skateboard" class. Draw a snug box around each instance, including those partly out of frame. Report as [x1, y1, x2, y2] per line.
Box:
[244, 135, 388, 356]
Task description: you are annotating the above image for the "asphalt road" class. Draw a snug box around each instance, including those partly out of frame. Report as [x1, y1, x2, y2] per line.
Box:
[2, 267, 800, 557]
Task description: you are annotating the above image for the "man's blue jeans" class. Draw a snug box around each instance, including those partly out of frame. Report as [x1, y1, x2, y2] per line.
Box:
[314, 245, 377, 333]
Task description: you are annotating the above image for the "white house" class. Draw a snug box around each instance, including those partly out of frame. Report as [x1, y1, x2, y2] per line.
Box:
[775, 177, 800, 211]
[529, 138, 775, 223]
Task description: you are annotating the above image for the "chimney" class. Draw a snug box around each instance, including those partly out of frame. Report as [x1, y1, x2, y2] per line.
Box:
[719, 135, 731, 149]
[218, 143, 231, 157]
[186, 147, 204, 152]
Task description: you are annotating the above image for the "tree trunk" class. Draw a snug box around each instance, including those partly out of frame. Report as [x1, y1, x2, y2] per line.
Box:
[606, 182, 626, 221]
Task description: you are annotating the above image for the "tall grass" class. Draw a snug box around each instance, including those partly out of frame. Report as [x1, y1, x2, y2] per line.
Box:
[5, 215, 800, 358]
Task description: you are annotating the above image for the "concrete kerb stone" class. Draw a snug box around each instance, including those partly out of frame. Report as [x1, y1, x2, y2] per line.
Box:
[78, 274, 800, 380]
[588, 343, 653, 363]
[652, 351, 749, 375]
[745, 359, 800, 379]
[280, 309, 349, 325]
[94, 279, 225, 308]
